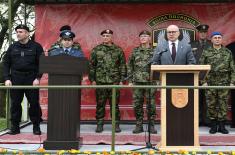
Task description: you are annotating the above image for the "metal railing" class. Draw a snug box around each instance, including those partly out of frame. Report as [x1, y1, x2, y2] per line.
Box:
[0, 83, 10, 131]
[0, 84, 235, 152]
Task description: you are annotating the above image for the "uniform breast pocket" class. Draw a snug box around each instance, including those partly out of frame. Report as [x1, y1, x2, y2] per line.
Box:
[11, 49, 21, 57]
[135, 57, 143, 66]
[11, 50, 21, 62]
[111, 53, 120, 65]
[24, 50, 36, 63]
[96, 51, 105, 62]
[111, 53, 119, 59]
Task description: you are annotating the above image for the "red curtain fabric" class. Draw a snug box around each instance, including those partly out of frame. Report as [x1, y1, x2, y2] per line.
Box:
[36, 3, 235, 120]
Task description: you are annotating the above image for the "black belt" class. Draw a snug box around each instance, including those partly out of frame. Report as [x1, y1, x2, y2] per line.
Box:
[12, 70, 35, 76]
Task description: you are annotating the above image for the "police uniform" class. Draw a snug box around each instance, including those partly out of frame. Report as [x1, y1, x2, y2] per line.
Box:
[49, 30, 84, 57]
[48, 25, 82, 52]
[190, 24, 212, 126]
[3, 25, 43, 135]
[89, 29, 127, 133]
[127, 30, 157, 134]
[199, 32, 235, 134]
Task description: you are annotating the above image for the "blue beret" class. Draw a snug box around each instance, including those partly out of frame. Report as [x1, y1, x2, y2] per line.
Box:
[211, 32, 223, 38]
[60, 30, 75, 39]
[15, 24, 30, 32]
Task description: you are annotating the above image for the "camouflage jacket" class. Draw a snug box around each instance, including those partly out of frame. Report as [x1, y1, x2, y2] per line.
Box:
[127, 46, 154, 83]
[199, 46, 235, 85]
[190, 39, 211, 64]
[48, 40, 82, 52]
[89, 43, 127, 84]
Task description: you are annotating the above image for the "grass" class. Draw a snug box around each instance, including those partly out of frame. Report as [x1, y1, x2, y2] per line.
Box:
[0, 118, 7, 130]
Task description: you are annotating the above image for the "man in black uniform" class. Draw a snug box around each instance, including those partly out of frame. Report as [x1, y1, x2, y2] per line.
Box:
[3, 24, 43, 135]
[190, 24, 212, 126]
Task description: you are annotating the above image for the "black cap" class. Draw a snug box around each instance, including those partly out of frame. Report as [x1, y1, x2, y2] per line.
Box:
[100, 29, 113, 35]
[15, 24, 30, 32]
[139, 30, 151, 36]
[196, 24, 209, 32]
[59, 25, 71, 32]
[60, 30, 75, 39]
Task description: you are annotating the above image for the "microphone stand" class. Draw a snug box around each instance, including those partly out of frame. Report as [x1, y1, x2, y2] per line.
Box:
[130, 61, 158, 152]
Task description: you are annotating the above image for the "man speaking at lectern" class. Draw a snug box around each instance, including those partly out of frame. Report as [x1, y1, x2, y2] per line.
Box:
[152, 25, 196, 65]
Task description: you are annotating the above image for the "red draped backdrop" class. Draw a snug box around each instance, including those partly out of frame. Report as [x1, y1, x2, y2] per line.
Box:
[35, 3, 235, 120]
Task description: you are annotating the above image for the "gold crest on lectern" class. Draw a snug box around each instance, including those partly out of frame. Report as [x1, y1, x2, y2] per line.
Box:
[171, 89, 188, 108]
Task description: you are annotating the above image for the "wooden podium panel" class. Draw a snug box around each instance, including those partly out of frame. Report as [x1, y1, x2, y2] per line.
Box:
[43, 75, 81, 150]
[166, 73, 194, 146]
[40, 55, 88, 150]
[151, 65, 210, 151]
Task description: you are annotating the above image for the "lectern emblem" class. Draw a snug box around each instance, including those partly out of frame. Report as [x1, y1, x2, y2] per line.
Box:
[171, 89, 188, 108]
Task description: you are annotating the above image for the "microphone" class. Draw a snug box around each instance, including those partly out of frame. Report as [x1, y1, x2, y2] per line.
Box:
[152, 49, 167, 65]
[159, 49, 168, 55]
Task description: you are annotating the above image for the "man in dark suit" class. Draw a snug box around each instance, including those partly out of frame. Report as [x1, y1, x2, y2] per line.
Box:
[190, 24, 212, 126]
[152, 25, 196, 65]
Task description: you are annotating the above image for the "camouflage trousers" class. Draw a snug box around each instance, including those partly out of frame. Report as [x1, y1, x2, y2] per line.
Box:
[206, 88, 229, 121]
[133, 82, 156, 122]
[95, 85, 120, 125]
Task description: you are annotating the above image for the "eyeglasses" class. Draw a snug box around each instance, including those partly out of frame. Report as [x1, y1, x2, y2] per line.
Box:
[167, 31, 178, 34]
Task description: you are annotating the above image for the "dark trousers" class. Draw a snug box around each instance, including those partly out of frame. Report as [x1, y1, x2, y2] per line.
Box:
[10, 72, 42, 126]
[95, 83, 120, 125]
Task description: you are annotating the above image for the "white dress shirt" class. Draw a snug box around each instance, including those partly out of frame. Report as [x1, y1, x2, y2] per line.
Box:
[168, 40, 179, 54]
[63, 47, 72, 53]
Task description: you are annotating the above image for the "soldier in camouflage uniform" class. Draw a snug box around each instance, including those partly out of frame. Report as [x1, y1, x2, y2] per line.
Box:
[48, 25, 82, 52]
[190, 24, 212, 126]
[127, 30, 157, 134]
[199, 32, 235, 134]
[89, 29, 127, 133]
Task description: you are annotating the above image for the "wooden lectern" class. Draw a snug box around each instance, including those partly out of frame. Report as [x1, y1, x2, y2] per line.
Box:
[39, 55, 88, 150]
[151, 65, 210, 151]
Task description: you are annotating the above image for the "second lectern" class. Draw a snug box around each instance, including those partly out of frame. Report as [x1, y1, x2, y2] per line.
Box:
[40, 55, 88, 150]
[151, 65, 210, 151]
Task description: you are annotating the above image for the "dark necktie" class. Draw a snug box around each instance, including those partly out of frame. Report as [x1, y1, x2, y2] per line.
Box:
[171, 42, 176, 62]
[65, 49, 69, 54]
[201, 41, 206, 49]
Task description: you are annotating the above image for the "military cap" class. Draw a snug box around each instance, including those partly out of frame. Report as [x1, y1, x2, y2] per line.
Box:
[60, 25, 71, 32]
[60, 30, 75, 39]
[211, 31, 223, 38]
[100, 29, 113, 35]
[139, 30, 151, 36]
[15, 24, 30, 32]
[196, 24, 209, 32]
